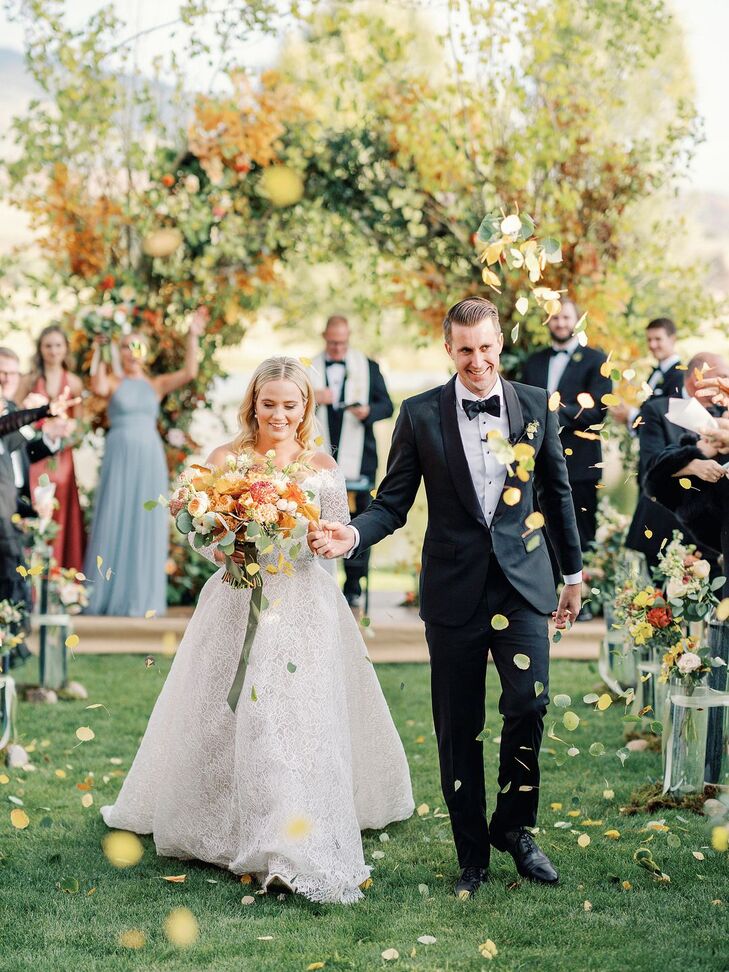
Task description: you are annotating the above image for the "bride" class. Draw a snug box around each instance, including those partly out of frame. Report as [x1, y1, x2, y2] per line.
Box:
[101, 356, 414, 903]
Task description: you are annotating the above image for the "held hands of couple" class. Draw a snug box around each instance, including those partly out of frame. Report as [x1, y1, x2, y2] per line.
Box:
[307, 520, 356, 559]
[552, 583, 581, 630]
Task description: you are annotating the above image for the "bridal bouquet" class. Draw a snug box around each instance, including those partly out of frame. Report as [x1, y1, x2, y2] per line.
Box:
[169, 451, 320, 712]
[170, 450, 319, 588]
[654, 532, 724, 624]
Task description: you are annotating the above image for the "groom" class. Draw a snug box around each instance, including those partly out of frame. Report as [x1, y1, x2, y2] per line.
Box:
[308, 297, 582, 896]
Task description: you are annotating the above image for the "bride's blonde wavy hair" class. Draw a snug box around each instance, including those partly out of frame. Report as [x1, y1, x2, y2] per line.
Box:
[233, 356, 317, 455]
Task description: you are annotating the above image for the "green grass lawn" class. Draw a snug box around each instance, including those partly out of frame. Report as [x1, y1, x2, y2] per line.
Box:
[1, 654, 727, 972]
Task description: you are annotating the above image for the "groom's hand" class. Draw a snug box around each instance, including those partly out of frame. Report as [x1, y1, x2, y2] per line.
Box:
[307, 520, 357, 559]
[552, 583, 581, 629]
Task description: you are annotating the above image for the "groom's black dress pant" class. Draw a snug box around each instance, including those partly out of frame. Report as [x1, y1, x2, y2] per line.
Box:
[424, 557, 550, 870]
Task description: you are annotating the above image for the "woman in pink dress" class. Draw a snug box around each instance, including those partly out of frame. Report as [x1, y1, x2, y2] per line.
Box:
[19, 325, 86, 571]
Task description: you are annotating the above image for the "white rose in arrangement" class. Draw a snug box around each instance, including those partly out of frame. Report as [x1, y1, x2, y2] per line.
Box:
[666, 577, 687, 601]
[167, 428, 187, 448]
[192, 513, 215, 535]
[187, 492, 210, 518]
[690, 559, 711, 580]
[184, 174, 200, 194]
[677, 652, 703, 674]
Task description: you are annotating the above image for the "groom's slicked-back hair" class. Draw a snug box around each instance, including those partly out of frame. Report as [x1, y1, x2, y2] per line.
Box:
[443, 297, 500, 345]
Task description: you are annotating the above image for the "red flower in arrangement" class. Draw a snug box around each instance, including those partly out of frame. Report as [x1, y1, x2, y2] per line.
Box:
[161, 173, 175, 187]
[647, 606, 673, 629]
[100, 274, 116, 291]
[249, 480, 279, 505]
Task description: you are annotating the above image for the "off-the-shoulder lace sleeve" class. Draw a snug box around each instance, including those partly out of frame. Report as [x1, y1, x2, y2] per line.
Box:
[187, 531, 219, 564]
[317, 468, 352, 525]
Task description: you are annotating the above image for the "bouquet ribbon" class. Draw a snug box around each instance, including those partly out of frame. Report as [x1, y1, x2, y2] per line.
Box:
[224, 540, 263, 712]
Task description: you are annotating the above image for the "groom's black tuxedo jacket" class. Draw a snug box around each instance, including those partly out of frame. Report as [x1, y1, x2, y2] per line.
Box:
[351, 376, 582, 626]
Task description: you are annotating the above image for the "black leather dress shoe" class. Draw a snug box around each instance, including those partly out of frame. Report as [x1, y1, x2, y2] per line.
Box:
[454, 866, 488, 899]
[492, 829, 559, 884]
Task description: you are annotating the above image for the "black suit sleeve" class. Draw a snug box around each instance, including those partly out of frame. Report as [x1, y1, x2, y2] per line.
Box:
[0, 405, 50, 439]
[559, 353, 612, 431]
[364, 361, 393, 426]
[350, 400, 422, 552]
[637, 406, 670, 487]
[26, 436, 56, 464]
[533, 393, 583, 577]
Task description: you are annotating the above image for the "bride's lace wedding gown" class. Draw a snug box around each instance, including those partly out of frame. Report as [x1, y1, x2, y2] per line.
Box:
[101, 467, 414, 904]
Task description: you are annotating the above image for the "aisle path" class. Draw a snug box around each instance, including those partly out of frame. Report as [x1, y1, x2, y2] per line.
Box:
[30, 592, 603, 662]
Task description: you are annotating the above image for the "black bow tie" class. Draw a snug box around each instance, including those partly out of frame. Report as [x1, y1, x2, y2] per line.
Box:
[550, 347, 570, 357]
[462, 395, 500, 420]
[325, 359, 344, 367]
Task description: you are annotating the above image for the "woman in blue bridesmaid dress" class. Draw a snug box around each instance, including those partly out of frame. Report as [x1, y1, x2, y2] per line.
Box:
[84, 314, 205, 616]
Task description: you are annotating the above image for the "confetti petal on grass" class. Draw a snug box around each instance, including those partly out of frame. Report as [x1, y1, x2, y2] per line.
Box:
[692, 851, 705, 861]
[491, 614, 509, 630]
[81, 793, 93, 808]
[75, 727, 94, 742]
[307, 965, 326, 971]
[604, 830, 621, 839]
[416, 804, 430, 816]
[382, 949, 399, 961]
[10, 808, 29, 829]
[513, 653, 531, 670]
[162, 874, 187, 883]
[418, 935, 437, 945]
[118, 929, 146, 949]
[164, 907, 199, 948]
[577, 834, 591, 847]
[241, 896, 256, 905]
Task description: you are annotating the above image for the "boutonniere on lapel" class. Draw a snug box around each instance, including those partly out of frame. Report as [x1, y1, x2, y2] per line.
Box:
[486, 430, 536, 483]
[510, 419, 541, 445]
[571, 351, 583, 364]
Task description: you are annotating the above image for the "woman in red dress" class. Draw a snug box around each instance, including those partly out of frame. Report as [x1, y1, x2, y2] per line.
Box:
[19, 325, 86, 570]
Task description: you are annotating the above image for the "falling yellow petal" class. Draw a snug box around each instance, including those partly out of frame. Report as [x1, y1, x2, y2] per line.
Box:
[491, 614, 509, 631]
[65, 634, 80, 649]
[596, 693, 613, 711]
[103, 830, 144, 868]
[525, 512, 545, 531]
[163, 907, 199, 948]
[144, 610, 157, 619]
[285, 816, 313, 840]
[577, 392, 595, 409]
[75, 726, 95, 742]
[416, 803, 430, 816]
[601, 393, 620, 407]
[27, 565, 44, 577]
[717, 599, 729, 622]
[679, 478, 692, 490]
[503, 487, 521, 506]
[548, 391, 561, 412]
[15, 565, 27, 578]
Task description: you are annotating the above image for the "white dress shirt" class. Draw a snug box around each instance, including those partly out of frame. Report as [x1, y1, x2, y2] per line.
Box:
[325, 360, 346, 407]
[628, 353, 683, 430]
[547, 336, 580, 394]
[346, 374, 582, 586]
[455, 375, 509, 525]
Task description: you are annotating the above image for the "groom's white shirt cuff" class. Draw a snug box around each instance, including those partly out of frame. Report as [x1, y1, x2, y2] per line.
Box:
[346, 525, 582, 585]
[345, 525, 360, 558]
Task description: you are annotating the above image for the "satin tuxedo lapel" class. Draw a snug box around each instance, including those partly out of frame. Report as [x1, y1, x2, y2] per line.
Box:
[501, 379, 525, 444]
[439, 377, 487, 529]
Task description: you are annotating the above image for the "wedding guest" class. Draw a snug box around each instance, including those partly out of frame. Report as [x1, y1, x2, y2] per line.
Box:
[17, 325, 86, 570]
[643, 353, 729, 584]
[310, 315, 393, 609]
[624, 352, 722, 573]
[84, 313, 205, 617]
[521, 299, 611, 618]
[610, 317, 684, 429]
